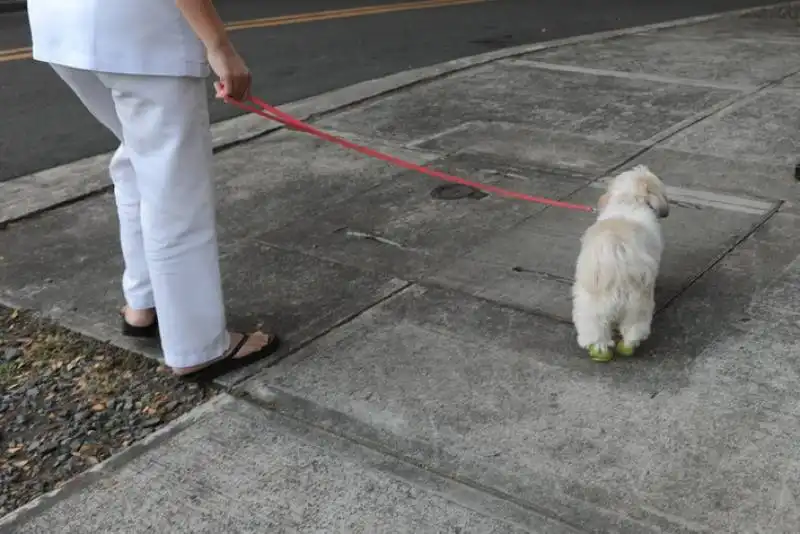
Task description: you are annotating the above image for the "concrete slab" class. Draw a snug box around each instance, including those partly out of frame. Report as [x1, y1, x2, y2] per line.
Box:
[212, 129, 442, 243]
[643, 210, 800, 379]
[649, 11, 800, 44]
[244, 210, 800, 533]
[0, 193, 405, 377]
[412, 122, 643, 176]
[0, 193, 126, 341]
[257, 152, 590, 281]
[0, 153, 112, 226]
[428, 180, 776, 320]
[317, 61, 738, 145]
[663, 91, 800, 165]
[521, 30, 798, 87]
[2, 394, 568, 534]
[748, 253, 800, 320]
[621, 147, 798, 213]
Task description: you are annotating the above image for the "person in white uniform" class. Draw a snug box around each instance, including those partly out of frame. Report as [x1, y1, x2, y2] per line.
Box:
[27, 0, 279, 379]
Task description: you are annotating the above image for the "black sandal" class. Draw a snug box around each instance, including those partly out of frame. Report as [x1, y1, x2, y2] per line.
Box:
[120, 309, 159, 339]
[179, 333, 281, 382]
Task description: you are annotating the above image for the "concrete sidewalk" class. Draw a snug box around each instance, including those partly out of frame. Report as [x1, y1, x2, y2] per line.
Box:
[2, 4, 800, 533]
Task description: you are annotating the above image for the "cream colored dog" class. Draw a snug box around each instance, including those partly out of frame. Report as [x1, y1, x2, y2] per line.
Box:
[572, 165, 669, 362]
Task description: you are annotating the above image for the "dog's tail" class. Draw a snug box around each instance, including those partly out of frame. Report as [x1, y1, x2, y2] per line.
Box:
[575, 231, 658, 294]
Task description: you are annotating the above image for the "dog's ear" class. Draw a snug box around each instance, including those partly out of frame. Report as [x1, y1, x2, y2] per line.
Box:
[646, 187, 670, 218]
[634, 172, 670, 218]
[597, 193, 610, 211]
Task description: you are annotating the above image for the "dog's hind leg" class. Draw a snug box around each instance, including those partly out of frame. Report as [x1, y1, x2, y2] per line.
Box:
[572, 292, 615, 362]
[617, 289, 655, 356]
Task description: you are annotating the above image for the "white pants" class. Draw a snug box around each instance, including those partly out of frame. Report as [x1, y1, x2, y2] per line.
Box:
[52, 65, 230, 368]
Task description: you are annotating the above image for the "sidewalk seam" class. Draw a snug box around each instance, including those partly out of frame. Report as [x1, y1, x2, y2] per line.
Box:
[503, 58, 757, 92]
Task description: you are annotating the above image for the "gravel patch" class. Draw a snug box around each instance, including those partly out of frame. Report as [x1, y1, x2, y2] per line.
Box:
[0, 306, 216, 517]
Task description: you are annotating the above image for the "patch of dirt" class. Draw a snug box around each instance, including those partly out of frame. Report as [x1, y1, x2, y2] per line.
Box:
[0, 306, 216, 517]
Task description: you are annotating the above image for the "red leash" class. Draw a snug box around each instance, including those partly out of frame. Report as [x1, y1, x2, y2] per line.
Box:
[226, 95, 595, 213]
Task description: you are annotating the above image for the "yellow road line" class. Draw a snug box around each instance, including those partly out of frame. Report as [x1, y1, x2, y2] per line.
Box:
[0, 51, 30, 62]
[0, 0, 486, 64]
[226, 0, 485, 30]
[0, 46, 31, 55]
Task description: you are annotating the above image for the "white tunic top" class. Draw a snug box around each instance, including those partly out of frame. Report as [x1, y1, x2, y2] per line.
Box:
[27, 0, 210, 78]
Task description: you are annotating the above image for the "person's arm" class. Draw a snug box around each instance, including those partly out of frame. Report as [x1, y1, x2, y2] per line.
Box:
[175, 0, 251, 100]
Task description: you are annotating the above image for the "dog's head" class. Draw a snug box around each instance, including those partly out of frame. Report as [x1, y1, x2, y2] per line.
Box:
[598, 165, 669, 218]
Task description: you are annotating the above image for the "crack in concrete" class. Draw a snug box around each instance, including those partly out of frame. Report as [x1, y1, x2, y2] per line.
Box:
[337, 227, 422, 253]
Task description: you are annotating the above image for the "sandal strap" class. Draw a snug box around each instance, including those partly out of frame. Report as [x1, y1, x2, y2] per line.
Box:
[178, 332, 280, 382]
[227, 334, 251, 359]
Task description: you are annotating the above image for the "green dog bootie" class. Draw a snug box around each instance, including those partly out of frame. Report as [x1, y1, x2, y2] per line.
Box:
[615, 341, 636, 357]
[588, 345, 613, 362]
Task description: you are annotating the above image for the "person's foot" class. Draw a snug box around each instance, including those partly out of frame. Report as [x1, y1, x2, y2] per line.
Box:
[122, 306, 156, 327]
[171, 331, 276, 376]
[121, 306, 159, 338]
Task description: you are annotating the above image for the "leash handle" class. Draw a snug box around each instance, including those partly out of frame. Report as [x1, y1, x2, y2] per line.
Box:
[226, 96, 595, 213]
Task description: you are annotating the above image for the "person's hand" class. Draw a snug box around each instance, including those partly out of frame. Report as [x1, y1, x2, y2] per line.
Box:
[207, 42, 252, 101]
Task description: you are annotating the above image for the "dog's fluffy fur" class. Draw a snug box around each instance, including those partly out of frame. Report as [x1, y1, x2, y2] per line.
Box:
[571, 165, 669, 354]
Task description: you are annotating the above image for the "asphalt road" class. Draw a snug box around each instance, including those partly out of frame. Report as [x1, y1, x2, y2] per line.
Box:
[0, 0, 781, 182]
